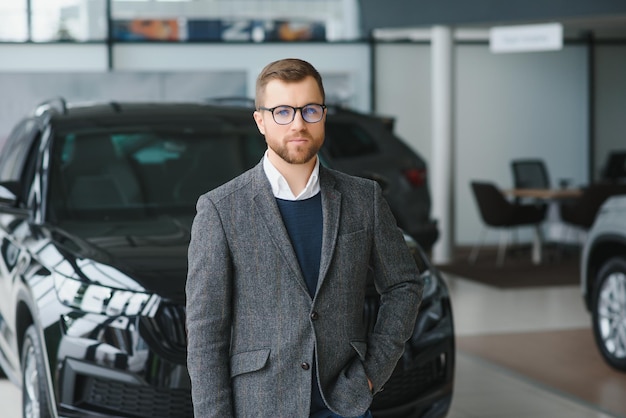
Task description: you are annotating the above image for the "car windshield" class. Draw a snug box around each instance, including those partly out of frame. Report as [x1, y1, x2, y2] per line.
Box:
[47, 123, 266, 224]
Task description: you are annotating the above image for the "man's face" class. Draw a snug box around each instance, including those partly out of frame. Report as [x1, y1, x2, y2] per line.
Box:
[253, 76, 325, 165]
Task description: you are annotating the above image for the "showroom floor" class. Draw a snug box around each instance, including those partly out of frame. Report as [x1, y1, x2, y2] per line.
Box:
[444, 270, 624, 418]
[0, 269, 623, 418]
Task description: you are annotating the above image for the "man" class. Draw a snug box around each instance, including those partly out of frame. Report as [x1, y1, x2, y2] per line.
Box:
[186, 58, 423, 418]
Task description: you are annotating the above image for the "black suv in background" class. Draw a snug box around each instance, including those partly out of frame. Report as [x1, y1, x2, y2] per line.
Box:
[0, 99, 453, 418]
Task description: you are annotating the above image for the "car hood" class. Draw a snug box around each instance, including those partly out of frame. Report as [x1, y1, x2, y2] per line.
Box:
[46, 216, 192, 304]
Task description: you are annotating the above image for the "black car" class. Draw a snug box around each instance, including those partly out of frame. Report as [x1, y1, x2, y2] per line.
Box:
[0, 99, 454, 418]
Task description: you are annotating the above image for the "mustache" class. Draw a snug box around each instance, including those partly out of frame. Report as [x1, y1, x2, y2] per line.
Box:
[286, 134, 314, 141]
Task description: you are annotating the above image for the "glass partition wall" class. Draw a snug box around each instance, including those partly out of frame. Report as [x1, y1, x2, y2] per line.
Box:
[0, 0, 359, 43]
[32, 0, 107, 41]
[0, 1, 29, 41]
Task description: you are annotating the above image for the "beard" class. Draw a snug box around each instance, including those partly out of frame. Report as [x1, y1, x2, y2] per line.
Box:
[268, 136, 323, 165]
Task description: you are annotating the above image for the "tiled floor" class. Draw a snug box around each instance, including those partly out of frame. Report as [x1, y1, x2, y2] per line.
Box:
[444, 271, 591, 337]
[0, 376, 20, 418]
[443, 271, 622, 418]
[0, 270, 621, 418]
[449, 352, 617, 418]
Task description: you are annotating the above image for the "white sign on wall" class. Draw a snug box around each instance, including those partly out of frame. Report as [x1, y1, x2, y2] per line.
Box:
[490, 23, 563, 53]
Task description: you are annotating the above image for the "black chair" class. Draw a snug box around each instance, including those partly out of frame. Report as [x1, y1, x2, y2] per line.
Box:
[601, 150, 626, 183]
[511, 158, 550, 189]
[470, 181, 547, 265]
[510, 159, 553, 247]
[510, 158, 551, 215]
[559, 183, 626, 230]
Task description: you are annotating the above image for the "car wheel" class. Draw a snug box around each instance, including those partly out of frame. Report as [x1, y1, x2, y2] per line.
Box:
[21, 325, 52, 418]
[592, 256, 626, 371]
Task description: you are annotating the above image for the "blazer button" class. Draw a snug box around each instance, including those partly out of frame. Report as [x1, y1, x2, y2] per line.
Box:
[310, 311, 319, 320]
[301, 362, 310, 371]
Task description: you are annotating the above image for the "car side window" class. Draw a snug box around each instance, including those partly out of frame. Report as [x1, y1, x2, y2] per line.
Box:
[49, 124, 267, 220]
[0, 118, 38, 183]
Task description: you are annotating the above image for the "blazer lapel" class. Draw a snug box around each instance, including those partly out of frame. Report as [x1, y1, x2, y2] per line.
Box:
[251, 164, 309, 295]
[317, 167, 341, 292]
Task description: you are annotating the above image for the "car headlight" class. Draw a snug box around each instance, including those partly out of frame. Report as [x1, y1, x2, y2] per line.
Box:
[420, 270, 438, 302]
[53, 273, 160, 317]
[403, 231, 438, 301]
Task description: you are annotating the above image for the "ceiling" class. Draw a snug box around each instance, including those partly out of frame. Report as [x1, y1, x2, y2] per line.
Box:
[558, 14, 626, 38]
[360, 1, 626, 41]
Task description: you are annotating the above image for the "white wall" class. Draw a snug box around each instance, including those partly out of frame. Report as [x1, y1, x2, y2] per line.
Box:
[374, 44, 432, 169]
[112, 43, 371, 110]
[0, 44, 108, 71]
[0, 43, 371, 143]
[455, 44, 589, 245]
[374, 42, 589, 246]
[0, 71, 247, 145]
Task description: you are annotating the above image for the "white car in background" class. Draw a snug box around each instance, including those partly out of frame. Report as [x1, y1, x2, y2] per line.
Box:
[581, 194, 626, 371]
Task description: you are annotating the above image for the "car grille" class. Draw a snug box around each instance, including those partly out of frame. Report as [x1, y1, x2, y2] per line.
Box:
[371, 353, 449, 411]
[140, 303, 187, 364]
[79, 376, 193, 418]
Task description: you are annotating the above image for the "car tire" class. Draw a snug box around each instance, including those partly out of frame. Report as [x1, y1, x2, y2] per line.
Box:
[21, 325, 52, 418]
[591, 256, 626, 371]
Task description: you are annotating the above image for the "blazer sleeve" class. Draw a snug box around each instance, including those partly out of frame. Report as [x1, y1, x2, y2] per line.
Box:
[186, 194, 235, 417]
[363, 182, 424, 393]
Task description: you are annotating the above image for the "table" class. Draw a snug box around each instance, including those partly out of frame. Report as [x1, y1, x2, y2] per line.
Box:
[502, 188, 582, 264]
[503, 188, 582, 200]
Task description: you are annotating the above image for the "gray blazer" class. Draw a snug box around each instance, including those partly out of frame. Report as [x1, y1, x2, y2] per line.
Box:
[186, 162, 423, 418]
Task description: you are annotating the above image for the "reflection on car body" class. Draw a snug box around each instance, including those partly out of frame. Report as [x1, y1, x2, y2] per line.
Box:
[0, 99, 453, 418]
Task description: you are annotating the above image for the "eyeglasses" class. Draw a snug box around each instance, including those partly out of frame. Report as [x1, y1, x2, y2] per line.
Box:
[258, 103, 327, 125]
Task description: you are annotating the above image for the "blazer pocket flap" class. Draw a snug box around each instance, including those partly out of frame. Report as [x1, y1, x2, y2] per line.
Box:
[230, 348, 271, 378]
[350, 341, 367, 361]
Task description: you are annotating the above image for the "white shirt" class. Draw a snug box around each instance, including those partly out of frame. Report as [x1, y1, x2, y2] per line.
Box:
[262, 151, 320, 201]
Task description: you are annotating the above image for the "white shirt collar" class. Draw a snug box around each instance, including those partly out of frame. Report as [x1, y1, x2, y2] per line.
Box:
[262, 151, 320, 201]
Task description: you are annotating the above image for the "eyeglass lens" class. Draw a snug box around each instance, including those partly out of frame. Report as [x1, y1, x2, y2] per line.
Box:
[272, 104, 324, 124]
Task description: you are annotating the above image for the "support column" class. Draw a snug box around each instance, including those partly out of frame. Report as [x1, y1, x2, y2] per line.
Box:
[431, 25, 454, 264]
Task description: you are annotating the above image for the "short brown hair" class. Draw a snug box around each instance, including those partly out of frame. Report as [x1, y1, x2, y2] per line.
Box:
[255, 58, 325, 108]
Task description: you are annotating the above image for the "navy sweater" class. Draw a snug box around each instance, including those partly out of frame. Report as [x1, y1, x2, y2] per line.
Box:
[275, 193, 325, 413]
[275, 193, 323, 298]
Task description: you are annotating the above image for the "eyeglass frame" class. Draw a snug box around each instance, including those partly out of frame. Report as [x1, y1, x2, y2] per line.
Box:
[257, 103, 327, 125]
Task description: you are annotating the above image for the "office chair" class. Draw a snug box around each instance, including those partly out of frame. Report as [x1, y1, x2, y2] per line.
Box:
[511, 159, 550, 189]
[601, 151, 626, 183]
[510, 159, 552, 250]
[470, 181, 547, 266]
